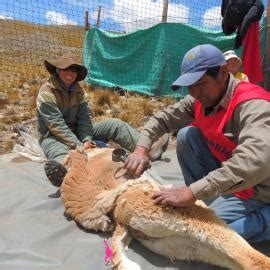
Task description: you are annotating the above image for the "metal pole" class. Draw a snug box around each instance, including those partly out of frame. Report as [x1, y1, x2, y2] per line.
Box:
[162, 0, 169, 23]
[84, 11, 90, 31]
[96, 5, 102, 28]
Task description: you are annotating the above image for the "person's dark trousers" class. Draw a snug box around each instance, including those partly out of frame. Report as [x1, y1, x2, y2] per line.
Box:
[176, 126, 270, 243]
[92, 118, 139, 152]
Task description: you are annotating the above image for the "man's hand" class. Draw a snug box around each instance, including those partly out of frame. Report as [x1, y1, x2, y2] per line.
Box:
[152, 186, 196, 207]
[124, 146, 151, 177]
[83, 140, 96, 149]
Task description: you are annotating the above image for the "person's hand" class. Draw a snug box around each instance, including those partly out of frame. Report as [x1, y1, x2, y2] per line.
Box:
[124, 146, 151, 177]
[152, 186, 196, 207]
[83, 140, 97, 149]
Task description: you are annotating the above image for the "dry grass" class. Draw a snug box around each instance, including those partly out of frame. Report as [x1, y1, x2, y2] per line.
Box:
[3, 140, 14, 153]
[0, 61, 176, 128]
[0, 82, 176, 154]
[0, 123, 6, 131]
[84, 85, 175, 127]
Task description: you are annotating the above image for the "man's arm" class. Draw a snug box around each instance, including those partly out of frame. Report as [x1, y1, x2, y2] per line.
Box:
[125, 95, 195, 177]
[137, 95, 195, 149]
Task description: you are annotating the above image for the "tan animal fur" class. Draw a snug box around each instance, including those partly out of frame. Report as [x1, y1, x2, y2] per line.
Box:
[61, 149, 270, 270]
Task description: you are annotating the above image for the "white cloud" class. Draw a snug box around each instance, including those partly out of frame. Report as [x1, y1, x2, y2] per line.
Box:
[45, 11, 78, 25]
[92, 0, 189, 32]
[202, 6, 222, 28]
[0, 14, 13, 20]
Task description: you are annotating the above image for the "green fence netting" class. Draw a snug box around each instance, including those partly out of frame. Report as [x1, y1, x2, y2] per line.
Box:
[84, 21, 266, 97]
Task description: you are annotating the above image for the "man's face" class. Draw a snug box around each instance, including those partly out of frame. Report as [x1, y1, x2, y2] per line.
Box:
[188, 66, 228, 108]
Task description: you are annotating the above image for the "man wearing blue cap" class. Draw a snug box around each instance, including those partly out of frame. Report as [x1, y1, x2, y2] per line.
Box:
[124, 44, 270, 243]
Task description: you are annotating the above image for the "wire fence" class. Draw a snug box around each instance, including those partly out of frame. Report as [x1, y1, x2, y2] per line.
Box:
[0, 0, 268, 151]
[0, 1, 227, 73]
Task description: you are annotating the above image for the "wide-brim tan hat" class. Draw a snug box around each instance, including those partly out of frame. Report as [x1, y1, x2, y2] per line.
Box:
[44, 53, 88, 81]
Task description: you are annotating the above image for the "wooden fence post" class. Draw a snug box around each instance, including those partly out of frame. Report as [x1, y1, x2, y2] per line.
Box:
[162, 0, 169, 23]
[84, 11, 90, 31]
[96, 6, 102, 28]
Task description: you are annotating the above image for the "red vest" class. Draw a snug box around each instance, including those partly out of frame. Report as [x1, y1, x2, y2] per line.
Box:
[192, 82, 270, 199]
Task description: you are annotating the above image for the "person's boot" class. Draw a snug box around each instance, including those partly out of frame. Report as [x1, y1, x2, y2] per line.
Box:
[148, 133, 169, 161]
[44, 160, 67, 187]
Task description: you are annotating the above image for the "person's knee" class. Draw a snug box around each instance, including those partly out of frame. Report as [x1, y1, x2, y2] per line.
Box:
[177, 126, 201, 147]
[177, 127, 189, 145]
[228, 207, 270, 242]
[109, 118, 126, 128]
[41, 138, 71, 161]
[208, 195, 245, 224]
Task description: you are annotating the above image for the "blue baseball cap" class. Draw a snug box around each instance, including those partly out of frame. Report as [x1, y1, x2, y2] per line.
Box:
[171, 44, 226, 90]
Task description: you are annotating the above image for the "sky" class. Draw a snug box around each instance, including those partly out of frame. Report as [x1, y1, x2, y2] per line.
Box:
[0, 0, 268, 32]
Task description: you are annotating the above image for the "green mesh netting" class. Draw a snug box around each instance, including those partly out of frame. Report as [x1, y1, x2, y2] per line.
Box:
[83, 21, 266, 97]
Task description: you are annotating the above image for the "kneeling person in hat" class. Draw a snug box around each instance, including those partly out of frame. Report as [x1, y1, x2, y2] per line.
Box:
[37, 53, 169, 187]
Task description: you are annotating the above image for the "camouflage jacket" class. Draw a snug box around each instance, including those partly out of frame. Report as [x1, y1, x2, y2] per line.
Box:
[36, 75, 93, 149]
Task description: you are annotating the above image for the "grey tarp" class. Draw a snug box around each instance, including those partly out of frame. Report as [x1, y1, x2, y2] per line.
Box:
[0, 149, 269, 270]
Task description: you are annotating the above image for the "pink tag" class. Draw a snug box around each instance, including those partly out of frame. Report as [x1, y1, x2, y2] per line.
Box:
[104, 239, 115, 266]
